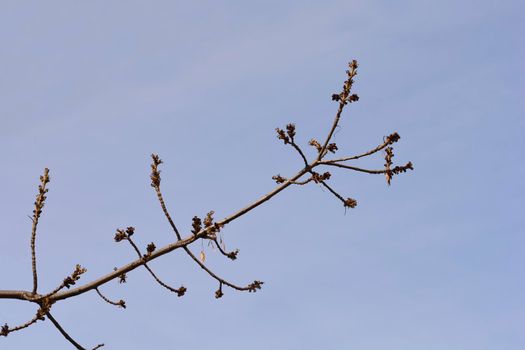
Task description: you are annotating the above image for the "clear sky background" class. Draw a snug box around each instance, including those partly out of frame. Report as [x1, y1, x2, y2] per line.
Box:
[0, 1, 523, 349]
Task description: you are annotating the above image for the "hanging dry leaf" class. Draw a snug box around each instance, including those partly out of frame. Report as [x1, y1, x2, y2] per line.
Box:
[199, 250, 206, 263]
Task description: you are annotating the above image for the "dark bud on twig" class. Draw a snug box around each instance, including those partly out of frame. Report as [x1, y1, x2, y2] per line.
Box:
[331, 94, 341, 101]
[63, 264, 87, 289]
[118, 273, 127, 284]
[176, 286, 187, 297]
[348, 94, 359, 103]
[392, 161, 414, 174]
[1, 324, 9, 337]
[384, 147, 394, 185]
[202, 211, 222, 238]
[227, 249, 240, 261]
[286, 123, 296, 141]
[145, 242, 156, 257]
[311, 172, 331, 183]
[150, 154, 163, 188]
[386, 162, 414, 185]
[114, 229, 127, 242]
[308, 139, 322, 152]
[385, 132, 401, 144]
[191, 216, 202, 235]
[327, 143, 338, 153]
[344, 198, 358, 208]
[118, 300, 126, 309]
[215, 283, 224, 299]
[248, 280, 264, 293]
[125, 227, 135, 236]
[272, 174, 286, 184]
[203, 211, 215, 228]
[275, 128, 290, 144]
[114, 268, 127, 284]
[33, 168, 50, 218]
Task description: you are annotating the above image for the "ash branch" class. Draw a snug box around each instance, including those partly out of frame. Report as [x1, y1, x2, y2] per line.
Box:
[0, 60, 413, 349]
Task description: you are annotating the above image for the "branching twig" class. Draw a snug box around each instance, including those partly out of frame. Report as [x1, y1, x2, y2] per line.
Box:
[150, 159, 262, 293]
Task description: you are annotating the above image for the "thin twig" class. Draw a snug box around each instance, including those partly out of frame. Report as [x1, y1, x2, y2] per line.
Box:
[183, 246, 252, 291]
[0, 308, 42, 337]
[318, 180, 346, 204]
[327, 141, 390, 163]
[153, 187, 182, 240]
[320, 162, 387, 174]
[31, 264, 87, 302]
[318, 61, 358, 160]
[126, 237, 185, 296]
[291, 177, 314, 185]
[95, 288, 125, 308]
[291, 142, 309, 167]
[46, 312, 102, 350]
[213, 238, 239, 260]
[30, 168, 50, 294]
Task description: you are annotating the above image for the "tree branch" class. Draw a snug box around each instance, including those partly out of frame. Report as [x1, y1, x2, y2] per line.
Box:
[0, 59, 413, 349]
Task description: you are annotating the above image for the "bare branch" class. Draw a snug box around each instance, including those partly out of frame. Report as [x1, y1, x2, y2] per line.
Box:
[0, 59, 413, 349]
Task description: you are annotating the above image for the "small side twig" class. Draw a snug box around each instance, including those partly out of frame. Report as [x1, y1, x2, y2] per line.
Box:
[317, 60, 359, 160]
[150, 154, 183, 240]
[46, 312, 104, 350]
[213, 238, 239, 261]
[30, 168, 50, 294]
[32, 264, 87, 302]
[1, 310, 41, 337]
[318, 180, 357, 209]
[95, 288, 125, 309]
[123, 234, 186, 297]
[325, 132, 401, 163]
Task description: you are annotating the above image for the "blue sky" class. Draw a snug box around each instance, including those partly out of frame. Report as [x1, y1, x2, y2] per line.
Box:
[1, 1, 523, 349]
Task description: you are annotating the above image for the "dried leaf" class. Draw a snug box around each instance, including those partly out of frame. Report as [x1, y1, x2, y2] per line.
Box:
[199, 250, 206, 263]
